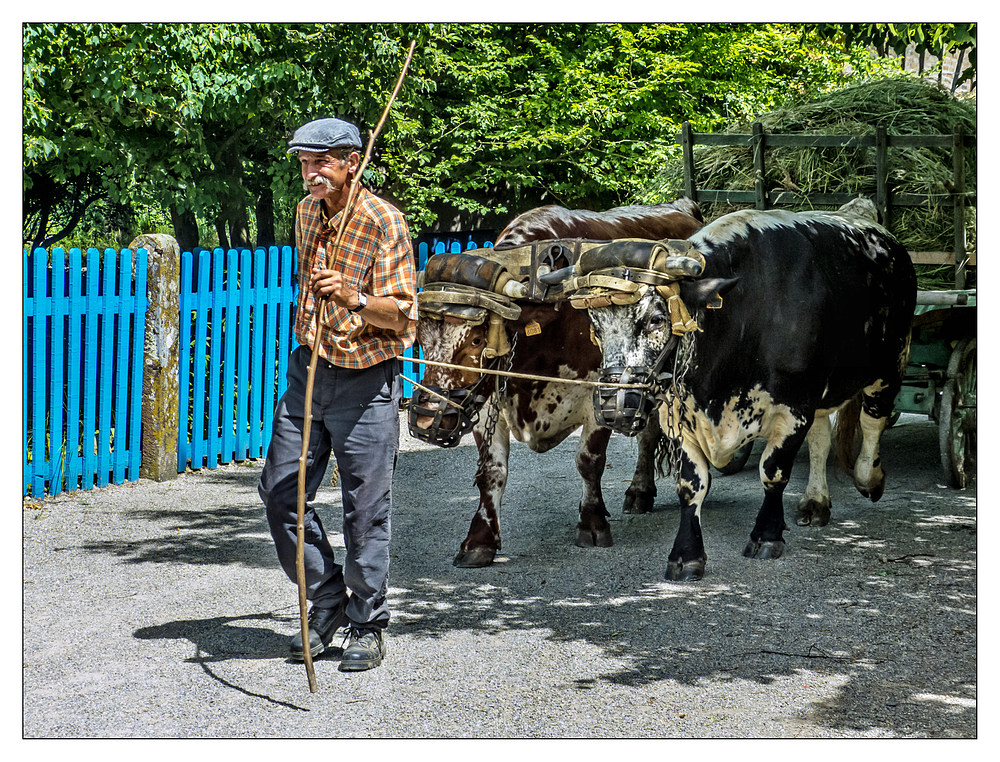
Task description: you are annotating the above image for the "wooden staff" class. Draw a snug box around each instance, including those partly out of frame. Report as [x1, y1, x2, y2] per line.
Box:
[295, 40, 416, 693]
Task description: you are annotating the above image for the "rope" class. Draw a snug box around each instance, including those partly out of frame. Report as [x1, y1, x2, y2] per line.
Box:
[399, 354, 650, 390]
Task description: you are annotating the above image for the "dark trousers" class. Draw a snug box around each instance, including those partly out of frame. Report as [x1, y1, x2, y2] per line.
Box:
[259, 345, 401, 629]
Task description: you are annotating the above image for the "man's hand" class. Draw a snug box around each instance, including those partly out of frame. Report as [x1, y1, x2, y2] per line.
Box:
[309, 266, 412, 332]
[310, 266, 361, 310]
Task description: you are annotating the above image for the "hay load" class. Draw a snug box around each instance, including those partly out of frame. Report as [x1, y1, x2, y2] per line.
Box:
[640, 77, 976, 289]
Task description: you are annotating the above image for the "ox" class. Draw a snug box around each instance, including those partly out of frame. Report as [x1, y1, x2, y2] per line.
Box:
[546, 199, 916, 581]
[409, 201, 705, 567]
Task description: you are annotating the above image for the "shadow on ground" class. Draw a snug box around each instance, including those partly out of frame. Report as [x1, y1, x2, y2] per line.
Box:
[86, 415, 973, 737]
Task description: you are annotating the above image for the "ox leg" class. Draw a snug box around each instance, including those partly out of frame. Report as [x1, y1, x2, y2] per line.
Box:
[853, 406, 887, 502]
[623, 413, 660, 514]
[666, 444, 711, 582]
[796, 413, 833, 527]
[575, 418, 614, 548]
[454, 415, 511, 568]
[744, 425, 809, 560]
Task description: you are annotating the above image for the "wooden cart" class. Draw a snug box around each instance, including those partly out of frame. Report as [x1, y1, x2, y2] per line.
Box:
[677, 122, 977, 486]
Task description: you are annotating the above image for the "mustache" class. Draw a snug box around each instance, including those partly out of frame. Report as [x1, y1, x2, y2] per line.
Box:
[304, 176, 339, 193]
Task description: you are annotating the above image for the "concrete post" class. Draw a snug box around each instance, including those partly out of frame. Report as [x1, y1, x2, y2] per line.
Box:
[131, 234, 180, 481]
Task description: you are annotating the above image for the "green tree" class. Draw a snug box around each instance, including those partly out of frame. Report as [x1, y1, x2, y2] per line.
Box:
[817, 23, 976, 92]
[23, 22, 417, 251]
[387, 23, 893, 231]
[25, 22, 903, 249]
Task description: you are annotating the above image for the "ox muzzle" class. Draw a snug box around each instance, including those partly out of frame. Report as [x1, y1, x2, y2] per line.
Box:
[407, 382, 490, 448]
[593, 339, 677, 436]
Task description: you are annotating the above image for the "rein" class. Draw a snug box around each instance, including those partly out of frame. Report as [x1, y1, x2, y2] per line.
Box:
[399, 354, 651, 391]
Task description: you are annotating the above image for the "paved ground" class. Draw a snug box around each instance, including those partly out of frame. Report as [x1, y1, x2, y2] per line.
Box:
[22, 412, 976, 739]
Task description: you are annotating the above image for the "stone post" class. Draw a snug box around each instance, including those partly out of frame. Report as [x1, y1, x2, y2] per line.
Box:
[131, 234, 180, 481]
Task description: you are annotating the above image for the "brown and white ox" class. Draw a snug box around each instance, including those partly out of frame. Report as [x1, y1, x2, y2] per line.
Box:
[408, 201, 705, 567]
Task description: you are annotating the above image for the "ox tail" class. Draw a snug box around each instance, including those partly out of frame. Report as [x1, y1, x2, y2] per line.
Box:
[654, 430, 671, 478]
[833, 394, 862, 475]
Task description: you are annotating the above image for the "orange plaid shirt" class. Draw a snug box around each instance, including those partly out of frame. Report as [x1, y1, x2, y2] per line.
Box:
[294, 187, 417, 369]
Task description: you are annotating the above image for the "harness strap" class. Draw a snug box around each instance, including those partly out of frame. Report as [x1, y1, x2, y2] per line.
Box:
[418, 283, 522, 321]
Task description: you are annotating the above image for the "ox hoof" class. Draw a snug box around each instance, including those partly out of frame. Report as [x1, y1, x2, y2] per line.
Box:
[795, 498, 831, 527]
[857, 476, 885, 503]
[623, 488, 655, 514]
[453, 547, 496, 568]
[665, 558, 706, 582]
[743, 539, 786, 560]
[575, 525, 614, 548]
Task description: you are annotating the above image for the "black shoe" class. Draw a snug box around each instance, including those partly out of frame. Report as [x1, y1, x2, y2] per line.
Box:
[289, 600, 349, 661]
[339, 626, 386, 671]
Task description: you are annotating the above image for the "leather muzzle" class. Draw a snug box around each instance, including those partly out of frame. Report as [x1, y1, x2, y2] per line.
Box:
[407, 375, 492, 448]
[592, 339, 677, 436]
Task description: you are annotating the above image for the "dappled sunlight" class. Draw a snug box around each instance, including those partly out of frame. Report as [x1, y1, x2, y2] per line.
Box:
[912, 692, 977, 711]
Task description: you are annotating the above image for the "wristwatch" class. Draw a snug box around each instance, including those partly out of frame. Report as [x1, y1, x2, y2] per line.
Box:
[349, 291, 367, 313]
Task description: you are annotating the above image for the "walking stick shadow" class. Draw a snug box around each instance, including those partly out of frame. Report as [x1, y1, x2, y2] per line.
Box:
[134, 612, 313, 711]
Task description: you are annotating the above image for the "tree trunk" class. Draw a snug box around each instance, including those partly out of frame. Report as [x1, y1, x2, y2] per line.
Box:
[170, 205, 200, 252]
[255, 188, 276, 250]
[215, 214, 230, 251]
[228, 201, 252, 250]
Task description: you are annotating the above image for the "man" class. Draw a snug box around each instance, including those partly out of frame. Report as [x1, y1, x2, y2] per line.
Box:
[259, 117, 417, 671]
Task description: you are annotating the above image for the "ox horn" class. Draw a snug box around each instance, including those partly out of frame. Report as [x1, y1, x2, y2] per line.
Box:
[494, 271, 529, 299]
[537, 264, 576, 287]
[651, 240, 705, 279]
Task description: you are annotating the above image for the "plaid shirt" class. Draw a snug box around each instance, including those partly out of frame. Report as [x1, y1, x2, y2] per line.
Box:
[294, 187, 417, 368]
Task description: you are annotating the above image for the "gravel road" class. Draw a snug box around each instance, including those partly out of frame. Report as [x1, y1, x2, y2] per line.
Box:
[22, 412, 976, 739]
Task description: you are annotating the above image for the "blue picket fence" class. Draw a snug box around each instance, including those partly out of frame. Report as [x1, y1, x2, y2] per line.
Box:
[24, 235, 493, 497]
[24, 247, 149, 497]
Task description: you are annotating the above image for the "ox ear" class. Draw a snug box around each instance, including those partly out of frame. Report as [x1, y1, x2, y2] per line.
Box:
[678, 276, 739, 310]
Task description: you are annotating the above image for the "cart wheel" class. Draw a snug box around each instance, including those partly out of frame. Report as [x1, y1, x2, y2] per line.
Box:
[939, 338, 976, 488]
[716, 440, 754, 475]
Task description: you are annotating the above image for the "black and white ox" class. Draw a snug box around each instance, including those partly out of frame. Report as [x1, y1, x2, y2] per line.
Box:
[546, 199, 916, 581]
[409, 201, 705, 567]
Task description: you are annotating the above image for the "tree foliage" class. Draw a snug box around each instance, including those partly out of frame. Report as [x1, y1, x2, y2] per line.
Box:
[817, 23, 976, 92]
[24, 22, 919, 250]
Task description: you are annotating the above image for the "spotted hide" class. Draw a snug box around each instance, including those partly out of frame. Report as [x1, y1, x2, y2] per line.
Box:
[411, 201, 705, 567]
[578, 200, 916, 581]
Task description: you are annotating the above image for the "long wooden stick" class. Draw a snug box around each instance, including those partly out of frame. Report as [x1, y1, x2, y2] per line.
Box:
[294, 40, 416, 693]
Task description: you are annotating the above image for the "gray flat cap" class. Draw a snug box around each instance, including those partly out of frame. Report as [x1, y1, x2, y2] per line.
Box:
[287, 117, 363, 153]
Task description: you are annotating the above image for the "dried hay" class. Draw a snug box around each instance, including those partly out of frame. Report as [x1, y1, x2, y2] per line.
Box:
[640, 76, 977, 289]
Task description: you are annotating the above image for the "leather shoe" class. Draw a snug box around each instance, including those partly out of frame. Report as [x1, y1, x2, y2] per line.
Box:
[289, 600, 349, 660]
[339, 626, 386, 671]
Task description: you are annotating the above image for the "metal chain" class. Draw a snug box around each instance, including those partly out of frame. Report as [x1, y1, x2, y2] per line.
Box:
[475, 330, 518, 481]
[663, 331, 696, 477]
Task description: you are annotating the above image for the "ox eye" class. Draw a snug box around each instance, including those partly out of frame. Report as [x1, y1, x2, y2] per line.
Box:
[470, 336, 484, 347]
[646, 313, 668, 332]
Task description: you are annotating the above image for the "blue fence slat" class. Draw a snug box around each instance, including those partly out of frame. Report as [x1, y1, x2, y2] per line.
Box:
[49, 248, 66, 492]
[192, 249, 211, 469]
[129, 248, 148, 481]
[23, 251, 29, 494]
[177, 250, 194, 470]
[97, 250, 116, 487]
[112, 249, 131, 483]
[82, 249, 100, 490]
[65, 249, 84, 492]
[249, 249, 266, 458]
[207, 249, 224, 469]
[31, 248, 47, 496]
[276, 246, 295, 403]
[222, 249, 238, 463]
[261, 247, 280, 450]
[235, 249, 252, 461]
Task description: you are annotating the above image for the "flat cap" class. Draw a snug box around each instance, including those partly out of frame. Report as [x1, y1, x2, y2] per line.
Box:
[286, 117, 363, 154]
